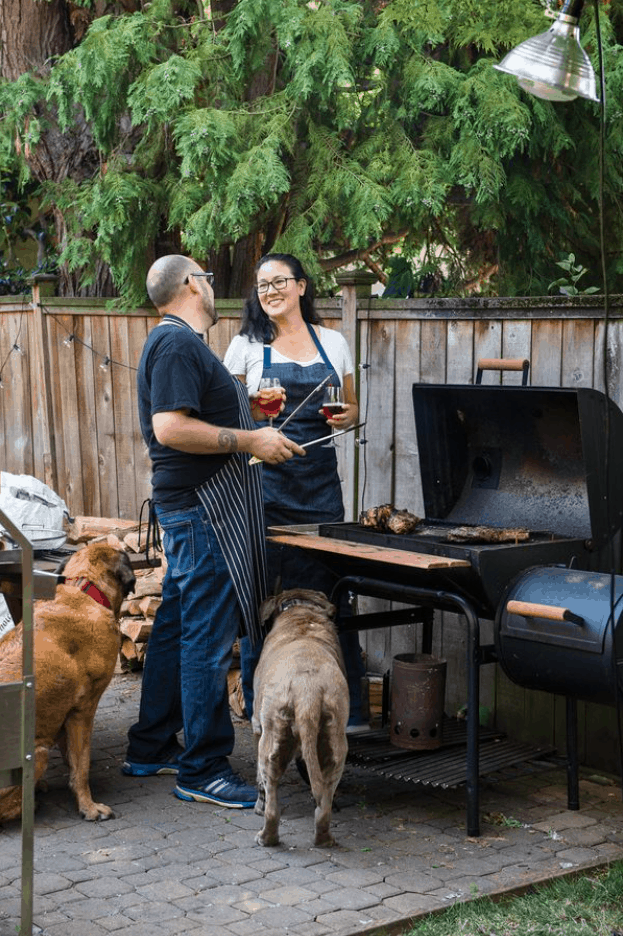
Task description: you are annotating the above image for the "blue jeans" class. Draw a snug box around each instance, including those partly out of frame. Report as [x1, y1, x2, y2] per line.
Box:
[126, 504, 240, 786]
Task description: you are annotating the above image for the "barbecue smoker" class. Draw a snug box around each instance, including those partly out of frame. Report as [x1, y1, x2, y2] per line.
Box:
[268, 360, 623, 835]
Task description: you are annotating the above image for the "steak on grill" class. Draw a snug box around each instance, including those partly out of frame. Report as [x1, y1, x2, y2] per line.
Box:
[359, 505, 421, 535]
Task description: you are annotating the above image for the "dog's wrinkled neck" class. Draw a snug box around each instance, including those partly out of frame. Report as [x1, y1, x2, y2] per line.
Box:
[64, 577, 112, 610]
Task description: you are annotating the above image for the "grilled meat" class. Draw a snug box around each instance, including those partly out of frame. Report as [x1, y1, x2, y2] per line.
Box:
[445, 525, 530, 544]
[359, 505, 421, 535]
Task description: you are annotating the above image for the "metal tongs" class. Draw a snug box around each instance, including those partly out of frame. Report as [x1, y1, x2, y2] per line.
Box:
[300, 422, 366, 449]
[248, 372, 334, 465]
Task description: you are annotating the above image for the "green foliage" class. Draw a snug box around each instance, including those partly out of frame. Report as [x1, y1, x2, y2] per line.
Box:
[1, 0, 622, 300]
[549, 252, 600, 296]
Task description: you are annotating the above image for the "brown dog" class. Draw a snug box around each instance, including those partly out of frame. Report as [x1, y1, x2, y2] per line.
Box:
[0, 543, 135, 822]
[253, 588, 349, 848]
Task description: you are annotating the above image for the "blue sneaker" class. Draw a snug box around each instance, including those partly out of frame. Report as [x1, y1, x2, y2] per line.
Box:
[121, 753, 181, 777]
[174, 769, 257, 809]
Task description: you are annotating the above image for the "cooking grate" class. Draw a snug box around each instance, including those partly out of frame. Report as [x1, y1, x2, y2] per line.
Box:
[347, 718, 556, 789]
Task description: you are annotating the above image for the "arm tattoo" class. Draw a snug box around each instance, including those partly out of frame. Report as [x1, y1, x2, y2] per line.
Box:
[217, 429, 238, 452]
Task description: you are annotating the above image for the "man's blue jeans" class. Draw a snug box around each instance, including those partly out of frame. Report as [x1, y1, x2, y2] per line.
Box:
[126, 504, 240, 786]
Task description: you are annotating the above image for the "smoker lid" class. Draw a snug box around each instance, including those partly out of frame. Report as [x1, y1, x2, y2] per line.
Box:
[411, 384, 623, 545]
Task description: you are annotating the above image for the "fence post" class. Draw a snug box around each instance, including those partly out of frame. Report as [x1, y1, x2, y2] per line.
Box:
[335, 271, 377, 519]
[28, 276, 58, 492]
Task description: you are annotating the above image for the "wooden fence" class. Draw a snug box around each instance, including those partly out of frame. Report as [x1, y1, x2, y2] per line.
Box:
[2, 279, 622, 771]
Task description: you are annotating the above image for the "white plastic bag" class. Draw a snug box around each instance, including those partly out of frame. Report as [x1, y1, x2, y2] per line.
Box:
[0, 592, 14, 637]
[0, 472, 69, 549]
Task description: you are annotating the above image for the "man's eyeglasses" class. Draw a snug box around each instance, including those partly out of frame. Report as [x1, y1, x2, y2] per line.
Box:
[256, 276, 297, 295]
[186, 271, 215, 286]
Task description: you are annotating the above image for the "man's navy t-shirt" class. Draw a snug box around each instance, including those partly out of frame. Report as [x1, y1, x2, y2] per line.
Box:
[137, 316, 241, 508]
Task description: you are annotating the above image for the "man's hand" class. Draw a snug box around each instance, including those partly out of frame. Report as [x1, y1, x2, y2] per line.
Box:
[249, 428, 306, 464]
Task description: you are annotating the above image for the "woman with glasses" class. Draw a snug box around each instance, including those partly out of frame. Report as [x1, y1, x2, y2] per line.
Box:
[224, 252, 367, 729]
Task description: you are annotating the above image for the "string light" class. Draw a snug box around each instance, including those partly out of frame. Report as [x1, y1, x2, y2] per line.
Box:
[12, 342, 26, 357]
[48, 312, 138, 373]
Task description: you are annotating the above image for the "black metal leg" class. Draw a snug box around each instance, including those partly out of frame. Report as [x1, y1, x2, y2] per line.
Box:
[330, 576, 483, 837]
[566, 696, 580, 810]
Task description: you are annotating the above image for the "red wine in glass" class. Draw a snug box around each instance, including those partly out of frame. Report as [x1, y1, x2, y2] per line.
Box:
[321, 386, 345, 438]
[258, 378, 283, 426]
[321, 402, 346, 419]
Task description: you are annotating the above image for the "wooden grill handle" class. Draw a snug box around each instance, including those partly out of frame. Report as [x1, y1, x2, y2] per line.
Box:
[506, 599, 584, 626]
[477, 358, 529, 371]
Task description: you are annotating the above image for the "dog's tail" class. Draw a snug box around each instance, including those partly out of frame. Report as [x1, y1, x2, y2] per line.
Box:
[296, 691, 343, 794]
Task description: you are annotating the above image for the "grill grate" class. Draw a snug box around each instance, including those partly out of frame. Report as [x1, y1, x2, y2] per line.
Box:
[347, 718, 556, 789]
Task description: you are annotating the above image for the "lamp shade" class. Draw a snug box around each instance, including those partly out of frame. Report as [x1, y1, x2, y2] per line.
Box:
[494, 11, 599, 103]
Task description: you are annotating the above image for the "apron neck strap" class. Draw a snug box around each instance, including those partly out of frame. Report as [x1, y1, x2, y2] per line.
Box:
[263, 323, 335, 374]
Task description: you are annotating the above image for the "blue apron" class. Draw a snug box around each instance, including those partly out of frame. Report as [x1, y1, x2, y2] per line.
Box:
[260, 324, 344, 594]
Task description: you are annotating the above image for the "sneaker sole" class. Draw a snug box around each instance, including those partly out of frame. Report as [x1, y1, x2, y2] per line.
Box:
[174, 785, 255, 809]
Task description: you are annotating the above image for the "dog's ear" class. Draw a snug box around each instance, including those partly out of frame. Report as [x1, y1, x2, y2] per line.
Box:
[259, 595, 279, 625]
[117, 552, 137, 597]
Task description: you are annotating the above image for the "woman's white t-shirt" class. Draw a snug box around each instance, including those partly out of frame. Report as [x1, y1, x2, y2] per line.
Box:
[224, 326, 354, 393]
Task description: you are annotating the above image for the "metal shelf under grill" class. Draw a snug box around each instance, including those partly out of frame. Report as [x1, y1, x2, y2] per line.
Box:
[346, 718, 556, 790]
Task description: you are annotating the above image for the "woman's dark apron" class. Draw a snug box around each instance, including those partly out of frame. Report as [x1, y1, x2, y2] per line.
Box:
[158, 318, 267, 644]
[259, 324, 344, 595]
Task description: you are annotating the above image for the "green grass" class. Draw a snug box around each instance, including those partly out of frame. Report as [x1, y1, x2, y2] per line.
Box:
[405, 861, 623, 936]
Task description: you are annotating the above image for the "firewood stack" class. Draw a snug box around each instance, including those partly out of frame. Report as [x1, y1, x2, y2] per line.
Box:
[64, 516, 247, 717]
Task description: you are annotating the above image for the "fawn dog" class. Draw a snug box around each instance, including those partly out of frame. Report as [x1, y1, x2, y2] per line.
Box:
[253, 588, 349, 847]
[0, 543, 135, 822]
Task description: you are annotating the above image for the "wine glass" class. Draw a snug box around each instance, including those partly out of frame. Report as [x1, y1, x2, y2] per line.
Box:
[257, 377, 283, 427]
[321, 385, 345, 440]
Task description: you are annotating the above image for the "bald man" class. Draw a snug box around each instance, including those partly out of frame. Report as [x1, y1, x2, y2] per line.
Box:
[123, 255, 304, 808]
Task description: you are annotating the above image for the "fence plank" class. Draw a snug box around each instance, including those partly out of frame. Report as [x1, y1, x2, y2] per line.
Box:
[52, 315, 84, 514]
[74, 315, 102, 518]
[110, 315, 139, 520]
[531, 319, 562, 386]
[91, 315, 118, 519]
[128, 317, 152, 512]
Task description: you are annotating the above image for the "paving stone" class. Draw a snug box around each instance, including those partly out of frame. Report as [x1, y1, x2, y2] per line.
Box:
[40, 920, 111, 936]
[74, 876, 136, 898]
[123, 899, 185, 922]
[251, 904, 314, 928]
[382, 889, 446, 915]
[532, 812, 598, 832]
[555, 846, 606, 865]
[384, 869, 444, 892]
[135, 879, 195, 901]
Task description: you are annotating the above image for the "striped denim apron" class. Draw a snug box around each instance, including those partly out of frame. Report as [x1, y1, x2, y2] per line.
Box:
[157, 318, 268, 644]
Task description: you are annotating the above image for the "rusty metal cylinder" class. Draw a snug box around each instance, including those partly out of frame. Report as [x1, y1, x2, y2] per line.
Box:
[390, 654, 447, 750]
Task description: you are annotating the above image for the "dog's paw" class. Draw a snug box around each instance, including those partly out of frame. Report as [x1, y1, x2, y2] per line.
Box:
[313, 832, 336, 848]
[80, 802, 115, 822]
[255, 830, 280, 847]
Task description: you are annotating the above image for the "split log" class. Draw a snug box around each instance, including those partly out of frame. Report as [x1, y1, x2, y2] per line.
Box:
[120, 618, 153, 644]
[65, 516, 139, 544]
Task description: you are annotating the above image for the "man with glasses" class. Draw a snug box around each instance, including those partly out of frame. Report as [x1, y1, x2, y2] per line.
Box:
[123, 254, 304, 808]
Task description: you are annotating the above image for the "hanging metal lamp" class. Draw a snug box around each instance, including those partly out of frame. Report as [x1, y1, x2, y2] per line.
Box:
[493, 0, 599, 102]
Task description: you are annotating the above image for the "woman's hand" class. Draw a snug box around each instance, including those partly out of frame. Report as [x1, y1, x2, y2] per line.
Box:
[319, 401, 359, 430]
[250, 388, 286, 422]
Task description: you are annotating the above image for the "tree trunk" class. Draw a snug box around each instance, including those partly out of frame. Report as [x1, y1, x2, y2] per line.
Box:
[0, 0, 117, 296]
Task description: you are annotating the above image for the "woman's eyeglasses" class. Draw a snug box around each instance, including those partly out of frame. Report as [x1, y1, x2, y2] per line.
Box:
[256, 276, 297, 295]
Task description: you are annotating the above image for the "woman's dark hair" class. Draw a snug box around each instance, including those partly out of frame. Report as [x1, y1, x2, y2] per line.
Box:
[240, 253, 321, 343]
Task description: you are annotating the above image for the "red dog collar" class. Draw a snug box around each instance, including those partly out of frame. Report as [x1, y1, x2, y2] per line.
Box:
[64, 577, 112, 610]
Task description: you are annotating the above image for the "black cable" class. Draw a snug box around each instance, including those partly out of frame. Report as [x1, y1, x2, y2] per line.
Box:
[0, 308, 26, 382]
[358, 292, 373, 512]
[47, 310, 138, 372]
[593, 0, 623, 799]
